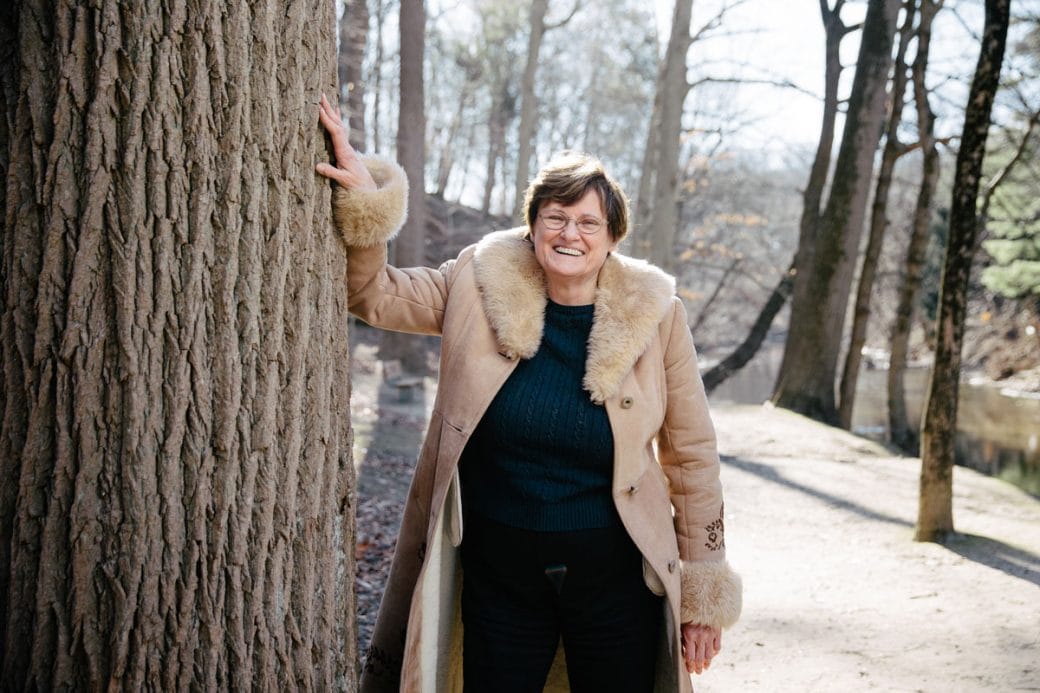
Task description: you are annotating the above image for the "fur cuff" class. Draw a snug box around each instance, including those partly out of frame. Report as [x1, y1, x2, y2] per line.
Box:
[331, 154, 409, 247]
[679, 559, 742, 628]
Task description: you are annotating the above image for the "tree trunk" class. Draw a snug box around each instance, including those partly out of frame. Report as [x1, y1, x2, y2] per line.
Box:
[514, 0, 549, 220]
[644, 0, 694, 271]
[700, 0, 847, 393]
[1, 1, 357, 690]
[339, 0, 370, 148]
[888, 0, 941, 453]
[772, 0, 900, 425]
[917, 0, 1010, 543]
[837, 0, 916, 430]
[382, 0, 428, 374]
[372, 0, 387, 154]
[482, 81, 514, 216]
[634, 62, 663, 231]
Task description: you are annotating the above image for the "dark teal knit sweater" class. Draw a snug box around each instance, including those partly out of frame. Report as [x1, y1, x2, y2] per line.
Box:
[460, 300, 619, 531]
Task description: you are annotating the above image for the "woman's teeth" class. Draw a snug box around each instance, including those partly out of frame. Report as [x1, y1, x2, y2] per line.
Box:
[555, 247, 583, 256]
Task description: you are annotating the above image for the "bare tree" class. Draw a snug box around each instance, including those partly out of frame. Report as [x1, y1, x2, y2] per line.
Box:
[702, 0, 852, 393]
[1, 1, 357, 689]
[340, 0, 370, 147]
[917, 0, 1010, 543]
[513, 0, 580, 219]
[772, 0, 901, 424]
[381, 0, 429, 373]
[371, 0, 393, 154]
[889, 0, 943, 453]
[837, 0, 917, 429]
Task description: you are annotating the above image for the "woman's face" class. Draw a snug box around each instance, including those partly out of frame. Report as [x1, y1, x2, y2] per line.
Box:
[531, 189, 618, 304]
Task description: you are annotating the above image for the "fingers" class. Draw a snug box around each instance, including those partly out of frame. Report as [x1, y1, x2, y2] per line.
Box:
[682, 623, 722, 675]
[315, 93, 378, 191]
[317, 93, 356, 165]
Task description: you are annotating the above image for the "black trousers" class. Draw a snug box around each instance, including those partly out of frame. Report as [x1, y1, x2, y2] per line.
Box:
[460, 515, 663, 693]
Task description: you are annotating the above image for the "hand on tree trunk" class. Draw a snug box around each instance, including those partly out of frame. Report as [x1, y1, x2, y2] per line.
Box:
[316, 93, 377, 192]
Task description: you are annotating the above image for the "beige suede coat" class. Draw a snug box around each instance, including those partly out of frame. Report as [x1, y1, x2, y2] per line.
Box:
[337, 157, 741, 693]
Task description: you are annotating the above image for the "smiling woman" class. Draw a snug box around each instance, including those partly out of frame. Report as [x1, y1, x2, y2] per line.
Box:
[316, 95, 741, 693]
[523, 153, 625, 305]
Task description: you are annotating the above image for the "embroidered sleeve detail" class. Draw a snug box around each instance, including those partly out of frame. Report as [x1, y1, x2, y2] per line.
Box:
[704, 504, 725, 552]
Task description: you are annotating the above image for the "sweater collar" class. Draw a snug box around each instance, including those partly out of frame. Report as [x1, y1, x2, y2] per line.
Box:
[471, 229, 676, 403]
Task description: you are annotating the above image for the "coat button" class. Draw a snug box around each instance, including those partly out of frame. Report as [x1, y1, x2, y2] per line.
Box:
[620, 396, 634, 409]
[627, 484, 638, 495]
[668, 559, 677, 573]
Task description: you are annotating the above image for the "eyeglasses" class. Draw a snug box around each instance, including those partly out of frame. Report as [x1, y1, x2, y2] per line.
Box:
[538, 211, 604, 235]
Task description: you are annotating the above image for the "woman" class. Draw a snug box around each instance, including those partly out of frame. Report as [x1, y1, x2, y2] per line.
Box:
[316, 95, 740, 692]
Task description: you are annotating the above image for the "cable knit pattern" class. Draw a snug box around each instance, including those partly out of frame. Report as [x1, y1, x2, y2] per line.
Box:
[331, 154, 409, 247]
[679, 559, 743, 628]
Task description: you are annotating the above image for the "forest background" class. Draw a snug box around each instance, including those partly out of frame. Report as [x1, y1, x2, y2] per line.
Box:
[343, 0, 1039, 389]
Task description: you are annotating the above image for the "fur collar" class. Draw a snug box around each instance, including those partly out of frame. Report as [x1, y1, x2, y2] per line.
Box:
[472, 229, 676, 403]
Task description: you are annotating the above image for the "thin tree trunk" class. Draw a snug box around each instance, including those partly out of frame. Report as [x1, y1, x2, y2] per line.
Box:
[382, 0, 428, 374]
[772, 0, 900, 425]
[645, 0, 694, 271]
[514, 0, 549, 219]
[634, 61, 663, 233]
[339, 0, 370, 148]
[917, 0, 1009, 543]
[372, 0, 387, 154]
[794, 0, 848, 268]
[837, 0, 916, 429]
[889, 0, 941, 453]
[702, 266, 795, 393]
[1, 1, 356, 689]
[690, 258, 741, 334]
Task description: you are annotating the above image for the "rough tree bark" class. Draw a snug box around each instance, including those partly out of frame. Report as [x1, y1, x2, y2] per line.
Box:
[916, 0, 1010, 543]
[340, 0, 370, 147]
[1, 1, 357, 690]
[888, 0, 942, 453]
[837, 0, 917, 430]
[772, 0, 901, 424]
[380, 0, 429, 374]
[701, 0, 849, 392]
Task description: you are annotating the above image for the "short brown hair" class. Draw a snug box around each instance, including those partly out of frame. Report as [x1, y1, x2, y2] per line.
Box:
[522, 151, 629, 243]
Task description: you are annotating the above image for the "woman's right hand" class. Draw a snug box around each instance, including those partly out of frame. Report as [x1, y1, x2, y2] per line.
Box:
[682, 622, 722, 675]
[315, 93, 377, 193]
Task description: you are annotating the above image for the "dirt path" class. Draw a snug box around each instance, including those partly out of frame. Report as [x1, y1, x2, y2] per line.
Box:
[350, 340, 1040, 691]
[703, 404, 1039, 692]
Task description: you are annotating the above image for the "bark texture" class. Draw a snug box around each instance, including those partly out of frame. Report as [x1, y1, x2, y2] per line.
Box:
[917, 0, 1010, 542]
[0, 1, 357, 690]
[772, 0, 901, 424]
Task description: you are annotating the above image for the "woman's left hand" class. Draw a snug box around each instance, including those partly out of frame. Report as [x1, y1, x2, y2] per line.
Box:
[681, 622, 721, 675]
[315, 93, 377, 192]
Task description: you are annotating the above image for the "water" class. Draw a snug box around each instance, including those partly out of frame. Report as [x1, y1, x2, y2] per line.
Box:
[706, 345, 1040, 496]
